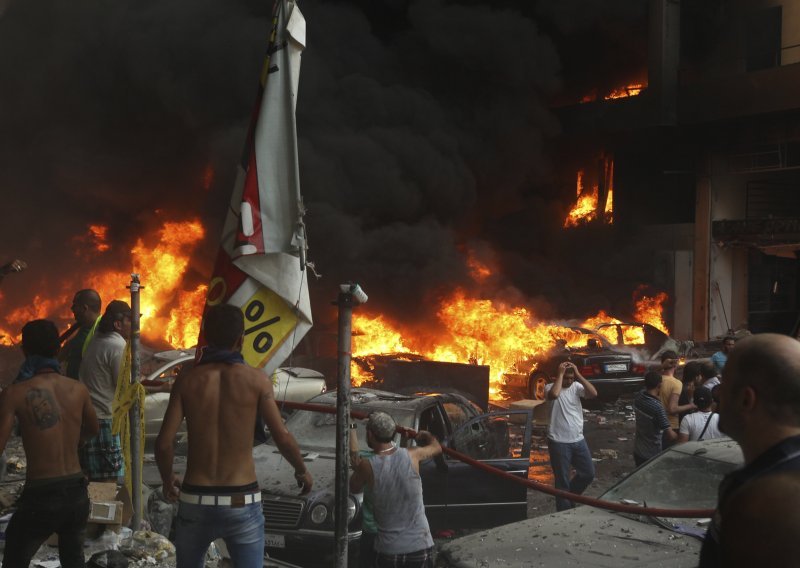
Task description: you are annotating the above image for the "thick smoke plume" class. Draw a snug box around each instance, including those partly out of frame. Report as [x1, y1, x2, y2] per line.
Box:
[0, 0, 656, 349]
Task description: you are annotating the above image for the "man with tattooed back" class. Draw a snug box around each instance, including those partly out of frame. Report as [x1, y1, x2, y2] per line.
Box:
[0, 319, 99, 568]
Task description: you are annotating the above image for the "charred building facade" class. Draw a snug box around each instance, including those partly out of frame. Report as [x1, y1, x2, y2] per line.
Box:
[553, 0, 800, 340]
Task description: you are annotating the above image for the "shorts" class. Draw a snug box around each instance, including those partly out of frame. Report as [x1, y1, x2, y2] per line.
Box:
[79, 419, 124, 480]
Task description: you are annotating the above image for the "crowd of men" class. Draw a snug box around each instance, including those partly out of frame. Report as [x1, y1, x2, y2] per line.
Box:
[2, 258, 800, 567]
[0, 270, 315, 568]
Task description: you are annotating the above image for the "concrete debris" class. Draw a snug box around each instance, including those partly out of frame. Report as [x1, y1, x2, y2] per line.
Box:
[145, 490, 176, 539]
[598, 449, 618, 460]
[123, 531, 175, 562]
[6, 457, 24, 472]
[88, 550, 129, 568]
[0, 489, 15, 509]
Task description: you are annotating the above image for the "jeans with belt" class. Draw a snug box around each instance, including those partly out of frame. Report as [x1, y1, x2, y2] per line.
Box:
[175, 500, 264, 568]
[2, 475, 90, 568]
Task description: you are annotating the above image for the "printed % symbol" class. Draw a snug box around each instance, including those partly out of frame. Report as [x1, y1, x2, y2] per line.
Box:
[244, 300, 281, 354]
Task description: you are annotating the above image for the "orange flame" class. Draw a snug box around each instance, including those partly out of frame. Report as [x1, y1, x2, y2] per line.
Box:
[579, 82, 646, 104]
[465, 251, 492, 283]
[564, 170, 598, 227]
[634, 289, 669, 334]
[564, 159, 614, 228]
[604, 83, 645, 100]
[351, 286, 670, 401]
[0, 219, 207, 349]
[89, 225, 111, 252]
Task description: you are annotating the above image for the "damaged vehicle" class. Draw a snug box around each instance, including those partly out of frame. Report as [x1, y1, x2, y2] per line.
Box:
[143, 350, 326, 448]
[438, 437, 743, 568]
[254, 388, 534, 567]
[504, 327, 647, 401]
[595, 322, 696, 363]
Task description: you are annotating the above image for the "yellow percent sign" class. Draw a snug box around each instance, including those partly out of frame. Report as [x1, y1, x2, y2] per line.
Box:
[239, 286, 298, 368]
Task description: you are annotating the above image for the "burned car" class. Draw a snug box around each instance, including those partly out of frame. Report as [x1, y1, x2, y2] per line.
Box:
[438, 438, 743, 567]
[143, 350, 326, 449]
[253, 388, 534, 567]
[504, 327, 647, 401]
[595, 322, 695, 364]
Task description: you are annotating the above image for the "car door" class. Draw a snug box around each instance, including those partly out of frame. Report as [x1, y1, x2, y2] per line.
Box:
[437, 409, 533, 529]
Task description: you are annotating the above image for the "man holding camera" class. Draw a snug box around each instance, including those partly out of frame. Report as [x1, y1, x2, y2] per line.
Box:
[545, 361, 598, 511]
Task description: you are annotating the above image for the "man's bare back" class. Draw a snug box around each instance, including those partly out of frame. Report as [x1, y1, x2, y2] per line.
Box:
[156, 360, 312, 499]
[0, 372, 99, 480]
[171, 363, 266, 486]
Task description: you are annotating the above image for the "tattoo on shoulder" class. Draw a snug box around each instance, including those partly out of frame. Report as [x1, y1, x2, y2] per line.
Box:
[25, 388, 60, 430]
[261, 391, 274, 401]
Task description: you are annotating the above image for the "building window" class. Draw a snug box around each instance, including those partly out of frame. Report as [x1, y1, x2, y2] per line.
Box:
[746, 6, 782, 71]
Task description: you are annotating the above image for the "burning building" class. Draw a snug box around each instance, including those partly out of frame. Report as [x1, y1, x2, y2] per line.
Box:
[552, 0, 800, 340]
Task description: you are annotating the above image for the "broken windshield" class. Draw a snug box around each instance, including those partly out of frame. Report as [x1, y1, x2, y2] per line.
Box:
[601, 449, 736, 534]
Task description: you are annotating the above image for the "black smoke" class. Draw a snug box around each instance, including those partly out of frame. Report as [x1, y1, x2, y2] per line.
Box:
[0, 0, 656, 346]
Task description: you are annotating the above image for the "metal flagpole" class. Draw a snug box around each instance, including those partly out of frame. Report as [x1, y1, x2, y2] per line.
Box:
[334, 283, 367, 568]
[129, 274, 143, 529]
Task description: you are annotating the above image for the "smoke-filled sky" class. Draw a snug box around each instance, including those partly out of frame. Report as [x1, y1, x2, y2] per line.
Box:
[0, 0, 654, 335]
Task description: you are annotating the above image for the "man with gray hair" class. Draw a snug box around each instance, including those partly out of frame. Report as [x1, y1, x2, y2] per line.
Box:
[700, 334, 800, 567]
[350, 411, 442, 568]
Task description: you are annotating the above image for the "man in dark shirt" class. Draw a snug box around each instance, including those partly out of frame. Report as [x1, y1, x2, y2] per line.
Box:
[700, 333, 800, 567]
[633, 372, 677, 466]
[61, 289, 102, 379]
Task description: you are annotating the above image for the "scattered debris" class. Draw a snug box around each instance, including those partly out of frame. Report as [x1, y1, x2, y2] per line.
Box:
[598, 449, 618, 460]
[88, 550, 129, 568]
[0, 490, 15, 509]
[5, 457, 24, 473]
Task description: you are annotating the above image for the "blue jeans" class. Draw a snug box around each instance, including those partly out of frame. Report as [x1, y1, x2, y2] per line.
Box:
[175, 502, 264, 568]
[547, 438, 595, 512]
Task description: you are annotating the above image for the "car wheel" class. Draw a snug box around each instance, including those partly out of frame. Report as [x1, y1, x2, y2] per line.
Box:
[529, 373, 548, 400]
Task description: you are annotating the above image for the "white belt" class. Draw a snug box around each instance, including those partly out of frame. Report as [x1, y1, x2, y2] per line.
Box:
[179, 491, 261, 506]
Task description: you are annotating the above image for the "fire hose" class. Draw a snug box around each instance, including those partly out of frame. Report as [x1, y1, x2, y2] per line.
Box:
[280, 400, 716, 519]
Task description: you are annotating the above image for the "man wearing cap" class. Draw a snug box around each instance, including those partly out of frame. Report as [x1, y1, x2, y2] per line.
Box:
[678, 387, 723, 443]
[350, 412, 442, 568]
[156, 304, 311, 568]
[78, 300, 131, 481]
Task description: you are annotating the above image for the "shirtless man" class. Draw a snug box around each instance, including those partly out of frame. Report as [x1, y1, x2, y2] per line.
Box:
[156, 303, 312, 568]
[0, 319, 99, 568]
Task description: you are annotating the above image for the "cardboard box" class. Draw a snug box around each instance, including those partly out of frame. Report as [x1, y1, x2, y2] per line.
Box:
[90, 501, 123, 524]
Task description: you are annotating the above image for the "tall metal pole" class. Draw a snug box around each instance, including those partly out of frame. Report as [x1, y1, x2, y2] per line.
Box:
[129, 274, 143, 529]
[334, 288, 354, 568]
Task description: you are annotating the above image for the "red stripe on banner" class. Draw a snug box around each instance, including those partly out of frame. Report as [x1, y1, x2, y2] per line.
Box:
[196, 249, 250, 351]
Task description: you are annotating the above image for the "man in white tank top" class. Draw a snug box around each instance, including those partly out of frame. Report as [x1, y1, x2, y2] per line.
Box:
[350, 411, 442, 568]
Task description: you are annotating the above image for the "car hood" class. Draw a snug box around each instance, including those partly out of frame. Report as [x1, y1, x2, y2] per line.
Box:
[439, 506, 702, 567]
[254, 443, 337, 497]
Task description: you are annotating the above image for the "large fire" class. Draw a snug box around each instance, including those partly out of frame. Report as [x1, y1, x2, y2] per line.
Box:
[0, 220, 207, 349]
[351, 286, 670, 399]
